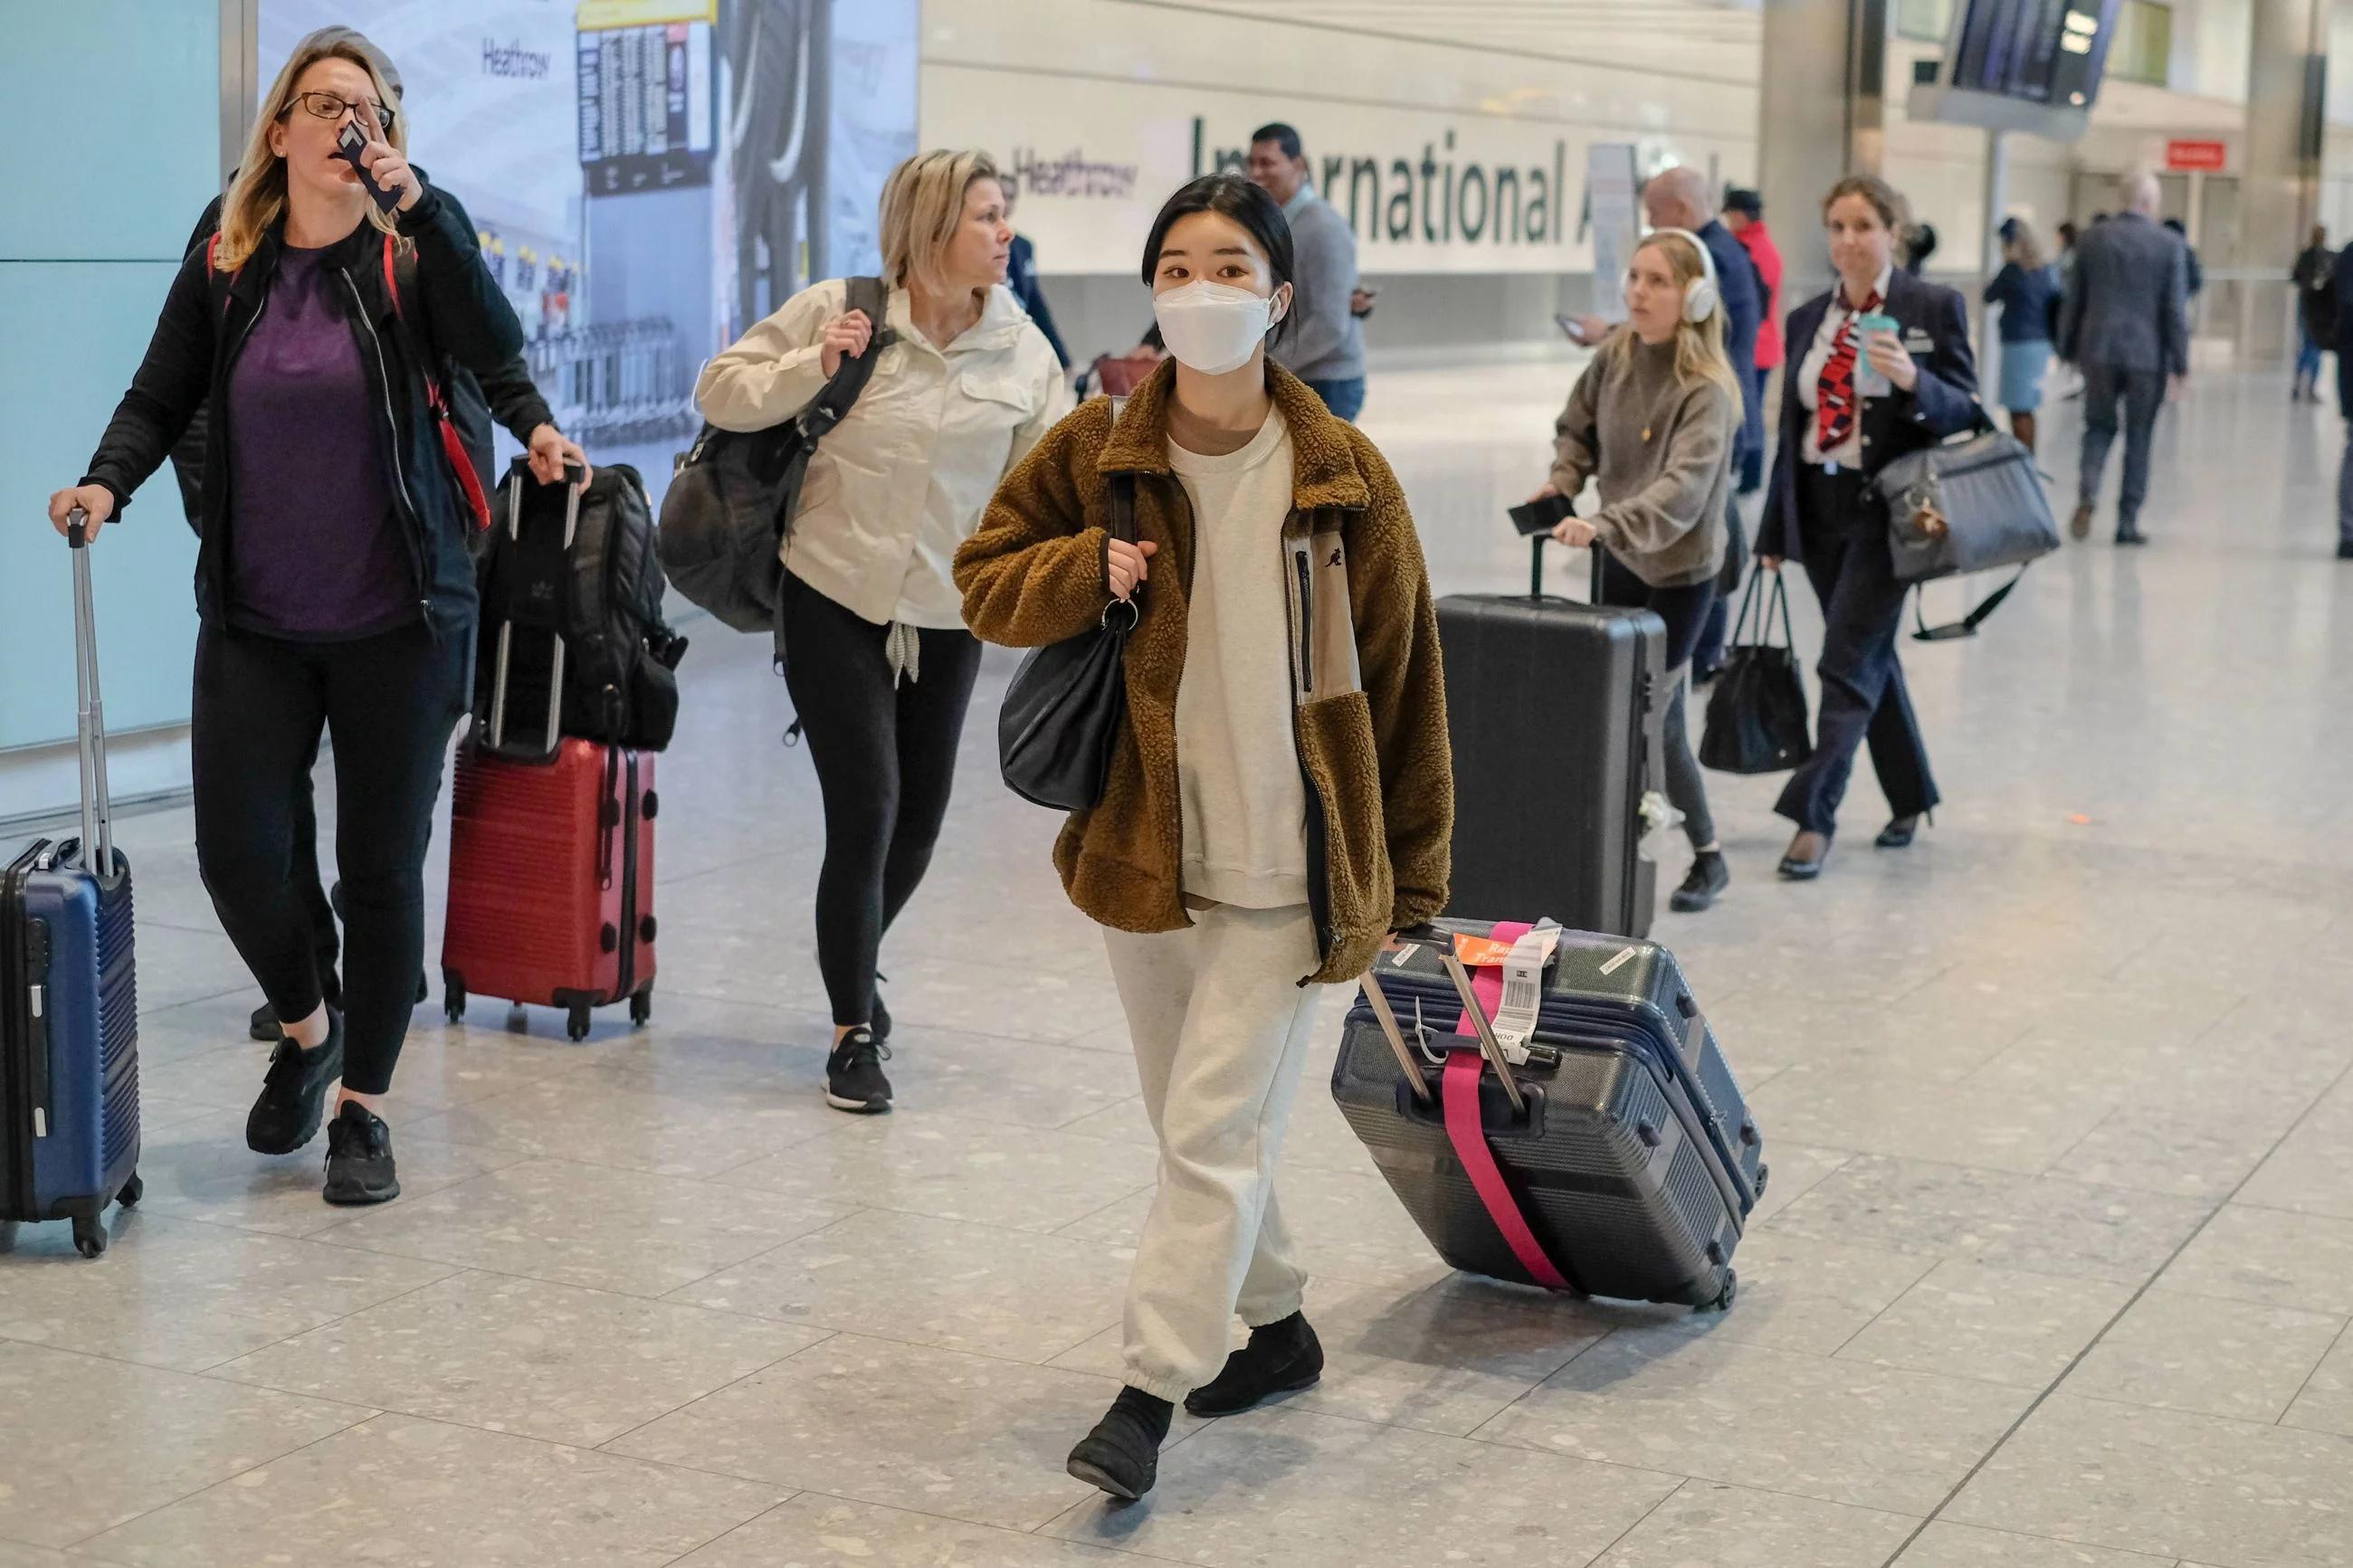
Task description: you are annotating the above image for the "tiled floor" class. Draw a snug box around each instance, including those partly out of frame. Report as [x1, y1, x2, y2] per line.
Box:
[6, 362, 2353, 1566]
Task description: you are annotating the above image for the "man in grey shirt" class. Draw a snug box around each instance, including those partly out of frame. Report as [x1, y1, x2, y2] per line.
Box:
[2058, 171, 2190, 546]
[1247, 123, 1368, 420]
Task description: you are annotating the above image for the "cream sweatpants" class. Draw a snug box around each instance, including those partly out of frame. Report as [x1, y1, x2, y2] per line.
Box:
[1100, 902, 1325, 1402]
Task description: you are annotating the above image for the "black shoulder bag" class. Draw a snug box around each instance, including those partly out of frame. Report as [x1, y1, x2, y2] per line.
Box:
[657, 276, 891, 633]
[997, 401, 1139, 812]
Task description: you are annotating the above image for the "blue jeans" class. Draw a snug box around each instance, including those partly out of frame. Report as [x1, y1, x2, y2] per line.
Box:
[1303, 376, 1366, 422]
[2298, 324, 2324, 385]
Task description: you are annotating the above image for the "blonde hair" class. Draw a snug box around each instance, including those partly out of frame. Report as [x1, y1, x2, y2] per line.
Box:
[1633, 233, 1743, 404]
[879, 149, 1003, 298]
[217, 37, 405, 271]
[2005, 218, 2048, 271]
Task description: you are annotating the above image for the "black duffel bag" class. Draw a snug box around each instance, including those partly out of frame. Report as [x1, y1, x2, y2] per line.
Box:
[1872, 416, 2060, 641]
[1700, 566, 1813, 774]
[657, 276, 889, 633]
[998, 456, 1140, 813]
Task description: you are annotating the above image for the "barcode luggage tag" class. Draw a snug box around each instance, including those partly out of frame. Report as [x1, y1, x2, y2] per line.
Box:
[1446, 926, 1561, 1065]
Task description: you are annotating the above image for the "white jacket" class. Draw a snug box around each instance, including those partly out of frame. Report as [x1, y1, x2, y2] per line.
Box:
[695, 278, 1073, 628]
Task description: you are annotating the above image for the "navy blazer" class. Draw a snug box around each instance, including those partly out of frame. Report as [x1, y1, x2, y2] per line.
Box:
[1757, 268, 1980, 563]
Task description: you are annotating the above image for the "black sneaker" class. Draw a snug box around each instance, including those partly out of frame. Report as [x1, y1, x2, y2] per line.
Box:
[824, 1028, 893, 1113]
[1185, 1312, 1324, 1417]
[249, 1003, 282, 1043]
[1068, 1387, 1172, 1501]
[245, 1010, 345, 1155]
[323, 1100, 400, 1205]
[1669, 851, 1729, 913]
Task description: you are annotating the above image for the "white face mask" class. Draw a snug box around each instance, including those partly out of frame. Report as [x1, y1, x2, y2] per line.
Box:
[1153, 280, 1281, 375]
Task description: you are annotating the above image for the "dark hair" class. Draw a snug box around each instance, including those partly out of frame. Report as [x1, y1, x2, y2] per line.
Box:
[1139, 174, 1296, 345]
[2057, 221, 2079, 244]
[2161, 216, 2186, 235]
[1721, 186, 1762, 219]
[1251, 122, 1304, 162]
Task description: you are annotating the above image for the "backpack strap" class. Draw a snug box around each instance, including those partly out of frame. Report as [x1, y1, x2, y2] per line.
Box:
[381, 235, 492, 531]
[796, 276, 893, 442]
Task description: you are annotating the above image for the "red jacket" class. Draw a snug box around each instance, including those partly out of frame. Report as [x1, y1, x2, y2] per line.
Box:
[1736, 221, 1786, 370]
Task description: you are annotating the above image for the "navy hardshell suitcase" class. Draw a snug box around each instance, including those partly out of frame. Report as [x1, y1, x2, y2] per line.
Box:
[1435, 583, 1666, 939]
[1331, 917, 1760, 1310]
[2, 518, 141, 1259]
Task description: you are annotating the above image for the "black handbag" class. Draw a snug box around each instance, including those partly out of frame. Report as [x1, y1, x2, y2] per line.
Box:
[656, 277, 891, 633]
[1872, 415, 2060, 641]
[1700, 567, 1814, 774]
[997, 463, 1141, 812]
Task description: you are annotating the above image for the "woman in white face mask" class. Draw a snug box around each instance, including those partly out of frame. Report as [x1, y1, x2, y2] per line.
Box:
[957, 175, 1453, 1503]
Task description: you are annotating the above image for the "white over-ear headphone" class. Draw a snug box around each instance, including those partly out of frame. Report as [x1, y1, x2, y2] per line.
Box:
[1645, 228, 1720, 324]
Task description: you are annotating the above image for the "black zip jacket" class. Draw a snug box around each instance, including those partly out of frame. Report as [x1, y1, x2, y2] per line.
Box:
[165, 176, 555, 528]
[80, 184, 528, 636]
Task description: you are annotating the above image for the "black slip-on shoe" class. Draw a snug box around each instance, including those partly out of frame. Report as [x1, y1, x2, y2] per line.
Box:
[246, 1011, 344, 1155]
[824, 1028, 893, 1114]
[1669, 851, 1730, 913]
[249, 1003, 282, 1043]
[1186, 1313, 1324, 1417]
[1067, 1388, 1172, 1501]
[322, 1099, 400, 1205]
[2114, 525, 2149, 546]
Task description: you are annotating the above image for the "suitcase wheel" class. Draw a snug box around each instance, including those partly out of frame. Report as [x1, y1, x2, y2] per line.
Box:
[1696, 1269, 1738, 1314]
[117, 1174, 143, 1208]
[72, 1214, 107, 1259]
[629, 987, 653, 1027]
[1752, 1164, 1770, 1198]
[567, 1003, 592, 1041]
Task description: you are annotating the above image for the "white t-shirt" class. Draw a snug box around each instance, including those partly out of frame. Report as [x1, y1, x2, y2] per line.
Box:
[1795, 264, 1894, 469]
[1167, 413, 1310, 908]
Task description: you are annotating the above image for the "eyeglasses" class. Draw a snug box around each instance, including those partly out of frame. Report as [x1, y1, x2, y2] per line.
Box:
[287, 90, 394, 130]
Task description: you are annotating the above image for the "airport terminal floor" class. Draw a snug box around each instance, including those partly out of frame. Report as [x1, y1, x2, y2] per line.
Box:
[7, 361, 2353, 1568]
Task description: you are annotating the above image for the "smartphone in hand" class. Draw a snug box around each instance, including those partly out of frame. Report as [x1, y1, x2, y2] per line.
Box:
[1508, 492, 1577, 536]
[337, 119, 402, 212]
[1554, 312, 1590, 346]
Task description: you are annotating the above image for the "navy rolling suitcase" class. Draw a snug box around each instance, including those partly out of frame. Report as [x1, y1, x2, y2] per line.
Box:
[1331, 917, 1761, 1310]
[2, 516, 141, 1258]
[1435, 559, 1666, 938]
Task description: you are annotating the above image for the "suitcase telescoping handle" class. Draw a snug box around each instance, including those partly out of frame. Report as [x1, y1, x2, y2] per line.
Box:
[65, 512, 116, 879]
[1357, 972, 1434, 1106]
[1439, 948, 1530, 1116]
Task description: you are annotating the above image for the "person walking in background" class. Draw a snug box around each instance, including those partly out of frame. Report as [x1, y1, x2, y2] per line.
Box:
[1003, 175, 1072, 372]
[2293, 223, 2334, 403]
[2058, 171, 2189, 546]
[1246, 122, 1368, 420]
[696, 149, 1071, 1114]
[52, 33, 531, 1204]
[2329, 227, 2353, 557]
[1902, 221, 1939, 278]
[1529, 231, 1738, 911]
[1756, 175, 1978, 881]
[957, 173, 1450, 1502]
[1721, 187, 1783, 496]
[2163, 217, 2205, 299]
[1984, 216, 2061, 454]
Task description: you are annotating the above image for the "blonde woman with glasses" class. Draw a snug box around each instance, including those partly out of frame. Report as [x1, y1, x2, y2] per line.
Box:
[54, 32, 528, 1205]
[696, 149, 1072, 1114]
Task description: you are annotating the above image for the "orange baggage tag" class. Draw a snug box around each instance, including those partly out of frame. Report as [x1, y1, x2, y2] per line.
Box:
[1451, 934, 1518, 969]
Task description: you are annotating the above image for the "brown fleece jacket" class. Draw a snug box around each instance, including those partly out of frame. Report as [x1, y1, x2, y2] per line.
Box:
[956, 360, 1452, 984]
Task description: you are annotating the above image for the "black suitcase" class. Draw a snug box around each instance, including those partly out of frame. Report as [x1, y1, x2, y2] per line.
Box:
[1435, 556, 1665, 938]
[1331, 917, 1762, 1310]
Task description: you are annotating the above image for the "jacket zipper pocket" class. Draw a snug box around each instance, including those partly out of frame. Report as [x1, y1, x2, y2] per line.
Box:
[1292, 545, 1315, 697]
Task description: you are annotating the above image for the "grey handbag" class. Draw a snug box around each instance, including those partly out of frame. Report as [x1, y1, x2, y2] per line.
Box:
[1872, 417, 2060, 641]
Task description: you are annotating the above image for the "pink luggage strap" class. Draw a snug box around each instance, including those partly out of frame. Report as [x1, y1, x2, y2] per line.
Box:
[1443, 920, 1574, 1293]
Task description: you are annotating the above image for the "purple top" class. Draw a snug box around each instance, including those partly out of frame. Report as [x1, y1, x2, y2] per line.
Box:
[226, 243, 416, 638]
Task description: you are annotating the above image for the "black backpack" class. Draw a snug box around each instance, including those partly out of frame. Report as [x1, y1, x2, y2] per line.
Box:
[657, 276, 891, 633]
[480, 461, 689, 752]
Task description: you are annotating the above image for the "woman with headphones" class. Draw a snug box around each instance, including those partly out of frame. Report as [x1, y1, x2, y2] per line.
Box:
[1527, 228, 1740, 911]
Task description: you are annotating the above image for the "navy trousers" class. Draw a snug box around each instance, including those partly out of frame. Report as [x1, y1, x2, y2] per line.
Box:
[1773, 466, 1940, 835]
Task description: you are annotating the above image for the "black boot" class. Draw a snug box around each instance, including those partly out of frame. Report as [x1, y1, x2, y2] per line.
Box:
[1669, 851, 1729, 913]
[1185, 1312, 1324, 1417]
[1068, 1387, 1172, 1501]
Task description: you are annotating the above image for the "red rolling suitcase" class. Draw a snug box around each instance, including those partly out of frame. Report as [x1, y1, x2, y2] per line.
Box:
[440, 466, 656, 1041]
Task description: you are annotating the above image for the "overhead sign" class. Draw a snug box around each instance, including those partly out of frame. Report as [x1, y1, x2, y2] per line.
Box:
[2165, 139, 2227, 172]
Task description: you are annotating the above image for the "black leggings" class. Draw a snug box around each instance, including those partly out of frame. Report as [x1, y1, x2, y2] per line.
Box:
[778, 575, 983, 1027]
[1596, 549, 1719, 852]
[192, 620, 465, 1095]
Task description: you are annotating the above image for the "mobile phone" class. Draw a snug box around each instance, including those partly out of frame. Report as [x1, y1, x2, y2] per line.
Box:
[337, 119, 402, 212]
[1554, 312, 1589, 345]
[1508, 492, 1576, 536]
[1853, 310, 1899, 396]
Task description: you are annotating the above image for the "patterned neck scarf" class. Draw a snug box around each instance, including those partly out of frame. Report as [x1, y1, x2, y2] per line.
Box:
[1815, 286, 1883, 453]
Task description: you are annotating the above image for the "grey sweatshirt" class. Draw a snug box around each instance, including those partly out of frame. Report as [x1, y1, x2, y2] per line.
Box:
[1272, 186, 1367, 382]
[1548, 330, 1734, 588]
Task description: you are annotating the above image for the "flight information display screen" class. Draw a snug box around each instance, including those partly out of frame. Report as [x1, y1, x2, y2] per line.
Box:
[1950, 0, 2121, 107]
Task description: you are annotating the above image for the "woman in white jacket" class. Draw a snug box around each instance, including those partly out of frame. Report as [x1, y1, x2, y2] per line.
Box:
[697, 149, 1071, 1113]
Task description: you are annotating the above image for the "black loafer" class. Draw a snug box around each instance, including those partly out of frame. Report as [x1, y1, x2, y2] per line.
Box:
[1875, 814, 1922, 849]
[1186, 1313, 1324, 1417]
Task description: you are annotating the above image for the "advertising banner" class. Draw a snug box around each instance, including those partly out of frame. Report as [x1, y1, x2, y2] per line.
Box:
[255, 0, 917, 489]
